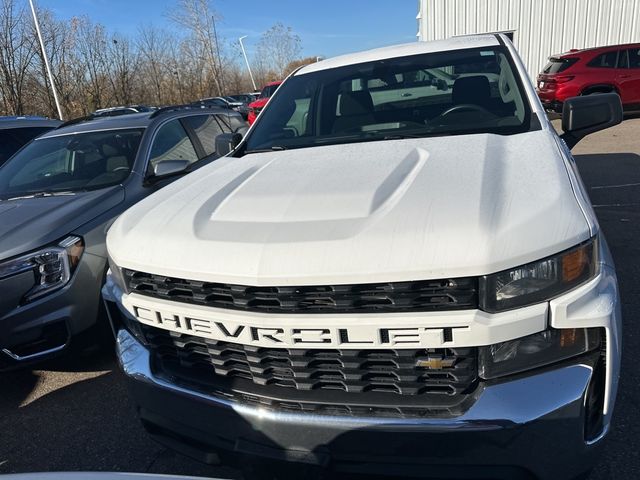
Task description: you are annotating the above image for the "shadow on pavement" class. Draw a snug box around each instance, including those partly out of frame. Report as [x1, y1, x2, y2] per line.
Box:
[0, 352, 236, 478]
[574, 153, 640, 480]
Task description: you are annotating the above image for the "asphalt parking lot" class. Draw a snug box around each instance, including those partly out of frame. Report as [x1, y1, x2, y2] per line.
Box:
[1, 117, 640, 479]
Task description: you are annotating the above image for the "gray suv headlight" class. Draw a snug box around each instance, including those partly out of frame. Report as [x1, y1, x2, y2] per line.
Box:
[0, 236, 84, 303]
[479, 238, 598, 313]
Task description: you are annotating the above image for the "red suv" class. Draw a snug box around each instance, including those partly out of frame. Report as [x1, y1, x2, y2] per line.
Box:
[537, 43, 640, 112]
[247, 81, 282, 125]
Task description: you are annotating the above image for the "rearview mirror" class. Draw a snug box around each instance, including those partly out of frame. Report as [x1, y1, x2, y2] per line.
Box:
[153, 159, 190, 177]
[215, 132, 243, 157]
[560, 93, 623, 149]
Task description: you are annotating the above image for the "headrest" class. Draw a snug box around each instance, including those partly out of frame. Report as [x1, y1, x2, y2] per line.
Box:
[339, 91, 374, 116]
[452, 76, 491, 105]
[101, 143, 119, 157]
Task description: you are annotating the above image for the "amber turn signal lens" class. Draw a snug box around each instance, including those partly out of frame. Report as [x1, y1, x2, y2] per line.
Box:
[559, 328, 578, 348]
[562, 245, 590, 283]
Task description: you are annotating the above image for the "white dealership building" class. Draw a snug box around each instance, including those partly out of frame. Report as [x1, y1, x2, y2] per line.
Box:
[417, 0, 640, 78]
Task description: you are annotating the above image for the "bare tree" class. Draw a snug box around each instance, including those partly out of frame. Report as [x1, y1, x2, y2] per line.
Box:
[0, 0, 311, 116]
[31, 8, 86, 118]
[137, 24, 170, 105]
[0, 0, 38, 114]
[75, 16, 112, 110]
[109, 33, 137, 105]
[255, 22, 302, 79]
[168, 0, 226, 96]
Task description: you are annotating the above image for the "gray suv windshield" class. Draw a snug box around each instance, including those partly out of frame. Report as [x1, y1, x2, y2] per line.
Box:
[244, 46, 534, 153]
[0, 128, 144, 198]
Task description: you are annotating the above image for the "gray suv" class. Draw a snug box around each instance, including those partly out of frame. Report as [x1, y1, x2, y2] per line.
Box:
[0, 106, 244, 368]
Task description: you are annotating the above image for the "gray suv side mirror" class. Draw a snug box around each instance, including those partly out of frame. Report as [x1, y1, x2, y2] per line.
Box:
[215, 132, 243, 157]
[560, 93, 623, 149]
[153, 159, 190, 177]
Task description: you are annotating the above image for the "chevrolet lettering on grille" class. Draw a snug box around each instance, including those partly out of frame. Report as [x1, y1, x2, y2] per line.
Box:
[130, 304, 469, 348]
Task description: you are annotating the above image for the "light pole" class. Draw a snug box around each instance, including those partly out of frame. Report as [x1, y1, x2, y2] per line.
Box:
[239, 35, 257, 92]
[29, 0, 63, 119]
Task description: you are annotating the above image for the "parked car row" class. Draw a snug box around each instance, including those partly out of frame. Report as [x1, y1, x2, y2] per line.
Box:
[0, 34, 627, 480]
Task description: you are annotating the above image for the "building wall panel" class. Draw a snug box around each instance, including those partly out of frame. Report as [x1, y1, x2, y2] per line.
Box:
[418, 0, 640, 79]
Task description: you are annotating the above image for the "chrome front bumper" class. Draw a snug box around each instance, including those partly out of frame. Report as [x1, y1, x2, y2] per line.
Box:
[116, 327, 606, 479]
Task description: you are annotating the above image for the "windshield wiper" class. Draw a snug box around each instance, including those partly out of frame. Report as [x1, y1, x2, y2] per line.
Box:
[6, 191, 76, 201]
[382, 133, 431, 140]
[244, 145, 288, 155]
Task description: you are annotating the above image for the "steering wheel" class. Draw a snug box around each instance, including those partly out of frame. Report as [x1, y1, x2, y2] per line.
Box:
[112, 166, 130, 173]
[437, 104, 492, 118]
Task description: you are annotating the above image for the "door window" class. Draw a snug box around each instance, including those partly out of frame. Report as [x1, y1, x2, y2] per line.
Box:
[181, 115, 225, 157]
[148, 119, 199, 169]
[627, 48, 640, 68]
[587, 51, 619, 68]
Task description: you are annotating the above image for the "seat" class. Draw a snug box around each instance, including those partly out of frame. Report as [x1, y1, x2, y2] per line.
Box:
[332, 90, 375, 133]
[452, 76, 492, 108]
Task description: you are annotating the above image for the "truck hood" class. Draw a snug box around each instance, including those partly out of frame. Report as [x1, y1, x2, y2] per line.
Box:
[108, 131, 591, 285]
[0, 187, 124, 261]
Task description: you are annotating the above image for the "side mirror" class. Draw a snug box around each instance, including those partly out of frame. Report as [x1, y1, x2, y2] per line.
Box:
[560, 93, 623, 149]
[153, 159, 190, 177]
[235, 125, 249, 136]
[215, 132, 243, 156]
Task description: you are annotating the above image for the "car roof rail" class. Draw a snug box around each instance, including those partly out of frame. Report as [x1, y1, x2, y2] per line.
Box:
[149, 103, 215, 119]
[56, 114, 96, 129]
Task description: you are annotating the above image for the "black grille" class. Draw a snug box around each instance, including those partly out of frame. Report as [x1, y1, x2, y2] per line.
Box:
[125, 270, 478, 314]
[142, 325, 479, 417]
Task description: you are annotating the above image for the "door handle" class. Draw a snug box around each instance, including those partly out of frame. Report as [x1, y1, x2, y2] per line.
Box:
[619, 75, 631, 79]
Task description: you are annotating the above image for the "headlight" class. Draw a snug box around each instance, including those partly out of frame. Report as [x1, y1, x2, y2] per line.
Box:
[0, 235, 84, 303]
[107, 255, 128, 294]
[479, 238, 598, 313]
[479, 328, 602, 379]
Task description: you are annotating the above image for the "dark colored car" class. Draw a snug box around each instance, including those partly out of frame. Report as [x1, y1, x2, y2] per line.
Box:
[247, 81, 282, 125]
[0, 116, 61, 166]
[0, 106, 243, 369]
[228, 93, 257, 105]
[537, 43, 640, 112]
[192, 97, 249, 120]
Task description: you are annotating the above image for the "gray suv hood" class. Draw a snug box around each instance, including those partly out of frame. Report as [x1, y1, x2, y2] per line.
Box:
[0, 186, 124, 261]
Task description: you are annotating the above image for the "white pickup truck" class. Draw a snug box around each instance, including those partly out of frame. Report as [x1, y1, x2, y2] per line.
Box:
[104, 34, 622, 480]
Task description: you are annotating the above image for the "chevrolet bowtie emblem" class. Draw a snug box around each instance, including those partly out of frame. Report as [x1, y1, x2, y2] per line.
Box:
[416, 355, 456, 370]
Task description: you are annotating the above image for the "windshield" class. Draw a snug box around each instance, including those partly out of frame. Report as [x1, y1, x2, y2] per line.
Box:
[244, 46, 533, 153]
[0, 128, 143, 198]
